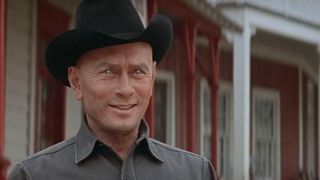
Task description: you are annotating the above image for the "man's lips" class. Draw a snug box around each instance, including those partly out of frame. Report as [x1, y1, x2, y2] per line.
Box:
[109, 104, 137, 110]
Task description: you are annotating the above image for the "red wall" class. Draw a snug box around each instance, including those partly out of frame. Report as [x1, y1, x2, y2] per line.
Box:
[0, 0, 9, 178]
[219, 51, 233, 82]
[220, 51, 300, 179]
[157, 25, 189, 149]
[252, 57, 300, 180]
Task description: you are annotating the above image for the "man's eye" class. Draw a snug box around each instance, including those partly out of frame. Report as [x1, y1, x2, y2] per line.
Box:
[134, 69, 143, 74]
[103, 70, 113, 74]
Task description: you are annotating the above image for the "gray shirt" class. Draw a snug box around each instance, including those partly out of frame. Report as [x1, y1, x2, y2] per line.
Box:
[9, 120, 216, 180]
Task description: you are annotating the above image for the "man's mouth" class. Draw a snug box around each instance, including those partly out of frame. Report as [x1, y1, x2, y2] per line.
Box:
[109, 104, 136, 110]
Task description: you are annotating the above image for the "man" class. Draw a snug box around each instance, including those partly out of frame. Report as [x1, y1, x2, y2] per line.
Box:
[9, 0, 216, 179]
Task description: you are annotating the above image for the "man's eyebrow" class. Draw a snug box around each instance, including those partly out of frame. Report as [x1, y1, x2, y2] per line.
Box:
[94, 61, 118, 69]
[94, 61, 151, 70]
[130, 63, 150, 71]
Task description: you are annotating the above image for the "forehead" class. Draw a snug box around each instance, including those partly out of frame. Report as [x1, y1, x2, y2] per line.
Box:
[77, 42, 153, 67]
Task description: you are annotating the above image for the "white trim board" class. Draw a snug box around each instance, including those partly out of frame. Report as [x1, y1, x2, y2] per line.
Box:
[219, 40, 318, 83]
[221, 6, 320, 44]
[26, 0, 38, 156]
[155, 70, 176, 146]
[220, 6, 320, 82]
[298, 67, 303, 171]
[252, 87, 281, 180]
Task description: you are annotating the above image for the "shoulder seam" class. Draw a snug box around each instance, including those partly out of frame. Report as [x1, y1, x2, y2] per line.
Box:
[150, 139, 204, 159]
[23, 138, 75, 163]
[201, 157, 205, 180]
[17, 162, 32, 180]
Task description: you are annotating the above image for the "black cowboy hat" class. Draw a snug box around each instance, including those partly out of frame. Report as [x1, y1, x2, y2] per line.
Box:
[45, 0, 173, 86]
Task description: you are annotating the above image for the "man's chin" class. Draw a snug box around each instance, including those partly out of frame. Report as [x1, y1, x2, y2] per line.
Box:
[104, 119, 141, 134]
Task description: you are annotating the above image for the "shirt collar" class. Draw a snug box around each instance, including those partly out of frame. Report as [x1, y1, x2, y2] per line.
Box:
[74, 118, 164, 164]
[137, 119, 164, 163]
[74, 118, 98, 164]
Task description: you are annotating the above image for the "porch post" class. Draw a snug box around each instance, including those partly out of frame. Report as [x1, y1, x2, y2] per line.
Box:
[183, 21, 197, 152]
[0, 0, 9, 178]
[209, 35, 219, 170]
[233, 28, 252, 180]
[145, 0, 158, 137]
[147, 0, 157, 21]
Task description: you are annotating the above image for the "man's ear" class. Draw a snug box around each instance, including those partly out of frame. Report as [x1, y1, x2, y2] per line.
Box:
[152, 62, 157, 83]
[68, 66, 83, 100]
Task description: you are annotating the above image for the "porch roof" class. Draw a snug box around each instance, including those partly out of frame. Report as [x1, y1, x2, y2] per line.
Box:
[158, 0, 242, 35]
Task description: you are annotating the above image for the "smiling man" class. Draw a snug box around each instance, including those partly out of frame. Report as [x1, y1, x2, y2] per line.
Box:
[69, 42, 155, 159]
[9, 0, 216, 180]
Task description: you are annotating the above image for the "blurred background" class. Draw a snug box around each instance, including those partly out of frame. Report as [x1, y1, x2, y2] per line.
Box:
[0, 0, 320, 179]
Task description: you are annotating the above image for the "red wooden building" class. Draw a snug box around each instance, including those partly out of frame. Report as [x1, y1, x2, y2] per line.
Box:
[1, 0, 320, 179]
[1, 0, 232, 179]
[147, 0, 221, 166]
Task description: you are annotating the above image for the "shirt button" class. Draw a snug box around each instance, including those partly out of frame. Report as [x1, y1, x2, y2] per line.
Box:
[98, 142, 105, 147]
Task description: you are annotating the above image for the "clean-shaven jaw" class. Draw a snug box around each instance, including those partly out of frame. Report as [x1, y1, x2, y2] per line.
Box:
[67, 42, 156, 138]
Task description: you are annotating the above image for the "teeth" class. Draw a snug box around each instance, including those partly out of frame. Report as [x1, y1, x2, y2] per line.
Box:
[112, 105, 133, 110]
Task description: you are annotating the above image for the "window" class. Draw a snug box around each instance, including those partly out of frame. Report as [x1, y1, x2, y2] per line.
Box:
[154, 71, 175, 146]
[304, 81, 316, 178]
[199, 79, 212, 160]
[252, 89, 280, 180]
[34, 0, 70, 152]
[218, 84, 233, 180]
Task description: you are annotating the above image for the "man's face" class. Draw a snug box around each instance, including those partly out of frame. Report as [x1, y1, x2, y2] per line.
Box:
[68, 42, 156, 135]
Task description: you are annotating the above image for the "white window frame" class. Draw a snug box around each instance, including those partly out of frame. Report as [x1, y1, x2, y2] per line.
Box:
[199, 78, 211, 157]
[217, 82, 233, 180]
[155, 70, 175, 146]
[299, 68, 303, 171]
[27, 0, 38, 156]
[252, 88, 281, 180]
[306, 80, 316, 177]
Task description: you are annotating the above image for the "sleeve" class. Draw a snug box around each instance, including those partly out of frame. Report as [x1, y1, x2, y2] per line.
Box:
[202, 158, 217, 180]
[8, 163, 31, 180]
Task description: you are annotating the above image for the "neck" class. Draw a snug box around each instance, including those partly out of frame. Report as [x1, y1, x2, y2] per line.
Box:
[101, 130, 139, 159]
[87, 121, 140, 159]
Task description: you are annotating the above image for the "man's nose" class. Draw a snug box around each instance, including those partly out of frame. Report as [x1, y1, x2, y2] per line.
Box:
[115, 73, 134, 97]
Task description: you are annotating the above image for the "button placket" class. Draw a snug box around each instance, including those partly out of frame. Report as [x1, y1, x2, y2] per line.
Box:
[123, 175, 130, 180]
[121, 150, 136, 180]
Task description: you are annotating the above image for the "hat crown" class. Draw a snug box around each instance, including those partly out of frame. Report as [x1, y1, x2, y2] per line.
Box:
[76, 0, 145, 36]
[46, 0, 173, 86]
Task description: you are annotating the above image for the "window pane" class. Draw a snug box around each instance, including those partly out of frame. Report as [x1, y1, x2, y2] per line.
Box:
[253, 95, 278, 179]
[218, 90, 232, 179]
[203, 89, 212, 160]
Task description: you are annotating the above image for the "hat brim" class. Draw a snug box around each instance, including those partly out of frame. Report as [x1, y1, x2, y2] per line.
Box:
[45, 15, 173, 86]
